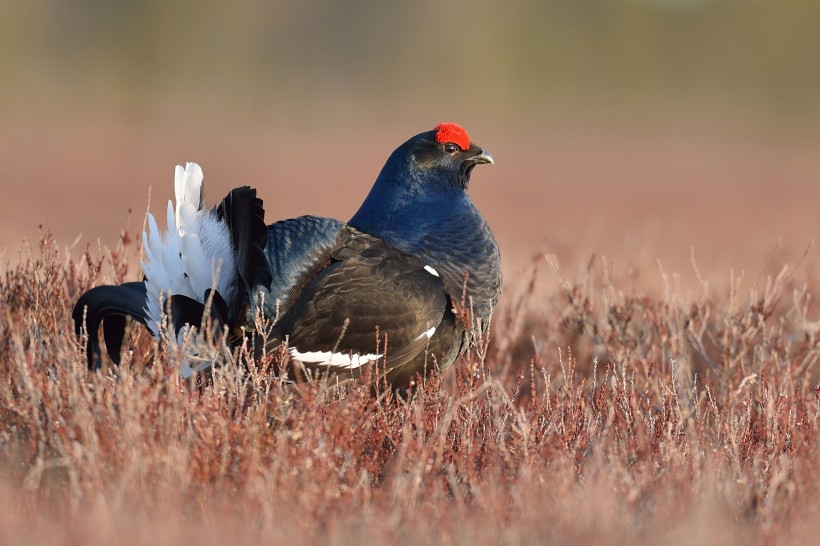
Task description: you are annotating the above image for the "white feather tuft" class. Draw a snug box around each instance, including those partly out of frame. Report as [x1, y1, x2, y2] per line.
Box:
[289, 347, 383, 370]
[416, 326, 436, 341]
[142, 162, 237, 336]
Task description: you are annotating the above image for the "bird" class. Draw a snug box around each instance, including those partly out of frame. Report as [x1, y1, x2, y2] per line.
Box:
[72, 122, 501, 389]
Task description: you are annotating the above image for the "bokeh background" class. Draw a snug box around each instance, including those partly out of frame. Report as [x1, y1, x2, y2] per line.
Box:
[3, 0, 820, 292]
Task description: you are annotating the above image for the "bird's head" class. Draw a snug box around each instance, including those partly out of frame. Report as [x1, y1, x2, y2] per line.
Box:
[384, 122, 494, 192]
[350, 122, 493, 241]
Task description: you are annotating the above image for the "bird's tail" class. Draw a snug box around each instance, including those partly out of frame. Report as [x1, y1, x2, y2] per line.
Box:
[142, 162, 238, 335]
[73, 162, 272, 373]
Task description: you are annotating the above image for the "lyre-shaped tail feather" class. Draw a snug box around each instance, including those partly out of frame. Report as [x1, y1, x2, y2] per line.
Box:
[72, 282, 150, 370]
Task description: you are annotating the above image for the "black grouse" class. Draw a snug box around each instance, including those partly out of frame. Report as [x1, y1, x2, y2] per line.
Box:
[73, 123, 502, 388]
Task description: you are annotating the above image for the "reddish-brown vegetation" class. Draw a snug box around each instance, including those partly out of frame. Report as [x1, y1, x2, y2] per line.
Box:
[0, 228, 817, 545]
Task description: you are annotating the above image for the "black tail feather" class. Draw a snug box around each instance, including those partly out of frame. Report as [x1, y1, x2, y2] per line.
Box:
[72, 282, 150, 370]
[165, 289, 230, 338]
[215, 186, 272, 316]
[74, 283, 234, 370]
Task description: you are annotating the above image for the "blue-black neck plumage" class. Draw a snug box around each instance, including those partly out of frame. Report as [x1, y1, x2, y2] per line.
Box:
[349, 147, 476, 254]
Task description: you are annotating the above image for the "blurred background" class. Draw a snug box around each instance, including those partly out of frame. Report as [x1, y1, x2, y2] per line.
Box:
[3, 0, 820, 292]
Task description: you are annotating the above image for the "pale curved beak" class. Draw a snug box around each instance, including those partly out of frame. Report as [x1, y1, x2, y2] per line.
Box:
[472, 148, 494, 165]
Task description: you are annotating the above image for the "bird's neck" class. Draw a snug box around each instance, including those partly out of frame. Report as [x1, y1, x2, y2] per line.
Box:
[350, 169, 501, 324]
[349, 173, 476, 253]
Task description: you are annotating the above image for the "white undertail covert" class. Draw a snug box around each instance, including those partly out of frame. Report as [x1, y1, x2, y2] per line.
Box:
[141, 162, 237, 335]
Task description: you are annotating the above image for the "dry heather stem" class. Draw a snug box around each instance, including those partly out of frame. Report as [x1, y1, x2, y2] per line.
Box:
[0, 229, 817, 546]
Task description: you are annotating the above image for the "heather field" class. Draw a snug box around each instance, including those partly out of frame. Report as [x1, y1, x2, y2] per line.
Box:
[4, 3, 820, 543]
[1, 221, 817, 546]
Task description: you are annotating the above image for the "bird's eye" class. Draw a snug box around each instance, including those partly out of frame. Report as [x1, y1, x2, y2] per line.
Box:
[443, 143, 459, 154]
